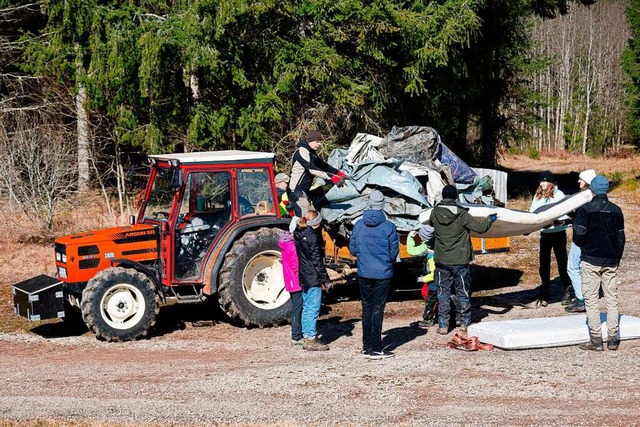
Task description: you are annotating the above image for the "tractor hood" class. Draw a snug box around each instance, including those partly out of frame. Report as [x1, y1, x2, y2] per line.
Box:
[56, 224, 158, 246]
[55, 224, 160, 283]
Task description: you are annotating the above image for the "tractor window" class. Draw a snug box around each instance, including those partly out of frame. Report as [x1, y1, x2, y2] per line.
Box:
[175, 171, 231, 280]
[237, 168, 275, 217]
[145, 167, 175, 220]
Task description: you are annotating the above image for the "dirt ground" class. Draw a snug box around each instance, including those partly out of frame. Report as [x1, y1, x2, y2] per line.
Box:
[1, 154, 640, 427]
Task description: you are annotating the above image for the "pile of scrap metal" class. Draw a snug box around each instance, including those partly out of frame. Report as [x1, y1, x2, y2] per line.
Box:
[314, 126, 504, 238]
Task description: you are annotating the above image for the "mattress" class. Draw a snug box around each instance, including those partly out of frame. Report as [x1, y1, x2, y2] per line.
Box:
[418, 190, 593, 238]
[466, 313, 640, 349]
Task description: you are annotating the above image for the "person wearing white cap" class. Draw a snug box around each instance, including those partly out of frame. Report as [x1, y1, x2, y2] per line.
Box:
[565, 169, 597, 313]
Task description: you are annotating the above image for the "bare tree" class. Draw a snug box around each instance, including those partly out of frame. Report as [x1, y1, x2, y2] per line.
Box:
[0, 111, 77, 233]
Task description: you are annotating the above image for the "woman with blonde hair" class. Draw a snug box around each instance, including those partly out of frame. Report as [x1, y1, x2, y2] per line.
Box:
[529, 171, 571, 306]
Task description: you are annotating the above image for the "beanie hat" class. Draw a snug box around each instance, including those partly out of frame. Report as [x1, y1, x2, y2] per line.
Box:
[538, 170, 555, 184]
[578, 169, 597, 185]
[305, 130, 323, 143]
[275, 173, 289, 184]
[441, 184, 458, 200]
[369, 189, 385, 210]
[418, 225, 434, 241]
[590, 175, 609, 195]
[306, 212, 323, 227]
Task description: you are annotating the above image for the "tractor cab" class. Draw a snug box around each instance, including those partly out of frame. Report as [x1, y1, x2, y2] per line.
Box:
[141, 151, 281, 286]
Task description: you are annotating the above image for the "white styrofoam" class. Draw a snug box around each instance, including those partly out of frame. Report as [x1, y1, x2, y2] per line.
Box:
[466, 314, 640, 350]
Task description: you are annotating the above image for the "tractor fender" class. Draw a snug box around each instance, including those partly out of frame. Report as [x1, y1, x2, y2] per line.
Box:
[109, 258, 161, 292]
[203, 217, 290, 295]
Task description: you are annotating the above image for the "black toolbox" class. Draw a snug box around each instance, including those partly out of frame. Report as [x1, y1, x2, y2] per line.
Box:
[13, 274, 65, 321]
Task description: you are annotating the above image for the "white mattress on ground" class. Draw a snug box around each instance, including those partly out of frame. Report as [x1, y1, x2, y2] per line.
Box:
[466, 314, 640, 349]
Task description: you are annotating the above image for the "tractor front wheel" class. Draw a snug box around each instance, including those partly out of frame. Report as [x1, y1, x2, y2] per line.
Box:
[81, 267, 159, 342]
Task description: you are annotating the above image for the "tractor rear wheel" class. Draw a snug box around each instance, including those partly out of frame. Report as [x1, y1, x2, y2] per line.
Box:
[218, 228, 290, 327]
[81, 267, 159, 342]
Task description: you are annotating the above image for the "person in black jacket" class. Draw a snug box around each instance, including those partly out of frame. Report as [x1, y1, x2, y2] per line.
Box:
[573, 176, 625, 351]
[294, 210, 331, 351]
[288, 130, 347, 217]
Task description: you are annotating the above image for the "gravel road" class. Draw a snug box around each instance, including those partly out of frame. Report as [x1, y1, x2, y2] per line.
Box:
[1, 241, 639, 427]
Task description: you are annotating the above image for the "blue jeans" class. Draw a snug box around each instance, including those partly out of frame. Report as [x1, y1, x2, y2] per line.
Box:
[567, 242, 583, 300]
[302, 286, 322, 339]
[359, 277, 391, 353]
[290, 291, 303, 341]
[436, 264, 471, 328]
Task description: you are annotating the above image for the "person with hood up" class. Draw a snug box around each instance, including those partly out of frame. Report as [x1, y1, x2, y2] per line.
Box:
[574, 176, 625, 351]
[349, 189, 399, 360]
[427, 184, 496, 335]
[288, 130, 347, 218]
[278, 231, 303, 348]
[565, 169, 597, 313]
[294, 210, 331, 351]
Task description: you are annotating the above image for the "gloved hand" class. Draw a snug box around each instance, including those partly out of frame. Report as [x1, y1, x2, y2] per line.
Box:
[325, 281, 334, 292]
[488, 213, 497, 223]
[416, 275, 425, 283]
[337, 170, 349, 179]
[330, 174, 346, 186]
[408, 230, 418, 238]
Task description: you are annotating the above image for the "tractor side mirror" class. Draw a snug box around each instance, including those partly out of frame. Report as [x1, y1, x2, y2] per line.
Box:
[171, 169, 183, 191]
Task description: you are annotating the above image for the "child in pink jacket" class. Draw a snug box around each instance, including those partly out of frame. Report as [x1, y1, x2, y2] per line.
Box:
[278, 231, 303, 348]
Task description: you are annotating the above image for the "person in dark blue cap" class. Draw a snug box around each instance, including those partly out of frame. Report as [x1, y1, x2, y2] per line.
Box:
[574, 175, 625, 351]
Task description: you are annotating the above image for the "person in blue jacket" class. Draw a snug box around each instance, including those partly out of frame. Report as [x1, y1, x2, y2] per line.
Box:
[349, 189, 399, 360]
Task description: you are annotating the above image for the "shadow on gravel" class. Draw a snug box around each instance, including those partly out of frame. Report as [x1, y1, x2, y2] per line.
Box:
[382, 323, 428, 351]
[30, 318, 89, 338]
[318, 316, 358, 344]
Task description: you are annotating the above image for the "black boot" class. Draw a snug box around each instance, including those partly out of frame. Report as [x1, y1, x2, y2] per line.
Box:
[579, 336, 604, 351]
[561, 287, 575, 306]
[418, 295, 437, 327]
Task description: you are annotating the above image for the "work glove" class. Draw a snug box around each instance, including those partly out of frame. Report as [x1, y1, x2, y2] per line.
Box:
[330, 174, 345, 186]
[408, 230, 418, 238]
[488, 213, 497, 223]
[337, 170, 349, 179]
[417, 275, 425, 283]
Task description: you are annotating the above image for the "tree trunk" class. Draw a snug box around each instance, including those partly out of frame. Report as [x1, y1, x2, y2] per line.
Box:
[76, 44, 90, 192]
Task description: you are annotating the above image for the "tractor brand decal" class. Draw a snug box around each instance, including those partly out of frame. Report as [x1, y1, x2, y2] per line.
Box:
[104, 252, 115, 259]
[111, 229, 158, 244]
[80, 255, 98, 260]
[122, 248, 158, 256]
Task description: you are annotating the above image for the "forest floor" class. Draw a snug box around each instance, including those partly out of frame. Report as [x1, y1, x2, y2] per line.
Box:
[1, 152, 639, 427]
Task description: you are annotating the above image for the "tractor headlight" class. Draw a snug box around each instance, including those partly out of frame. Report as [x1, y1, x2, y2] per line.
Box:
[57, 266, 67, 279]
[56, 252, 61, 262]
[62, 254, 66, 263]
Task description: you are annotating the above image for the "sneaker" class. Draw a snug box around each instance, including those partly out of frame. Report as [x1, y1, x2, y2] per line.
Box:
[579, 340, 604, 351]
[367, 350, 395, 360]
[361, 348, 370, 356]
[565, 299, 586, 313]
[607, 340, 620, 351]
[291, 339, 304, 348]
[436, 325, 449, 335]
[418, 318, 435, 328]
[303, 337, 329, 351]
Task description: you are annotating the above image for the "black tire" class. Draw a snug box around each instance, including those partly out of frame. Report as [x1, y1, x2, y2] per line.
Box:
[81, 267, 159, 342]
[218, 228, 290, 327]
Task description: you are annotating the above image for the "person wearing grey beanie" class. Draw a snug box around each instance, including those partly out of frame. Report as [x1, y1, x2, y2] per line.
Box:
[407, 224, 437, 328]
[349, 189, 399, 359]
[573, 175, 625, 351]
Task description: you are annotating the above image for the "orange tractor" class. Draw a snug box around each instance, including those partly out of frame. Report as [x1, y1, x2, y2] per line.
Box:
[15, 151, 296, 341]
[13, 150, 508, 341]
